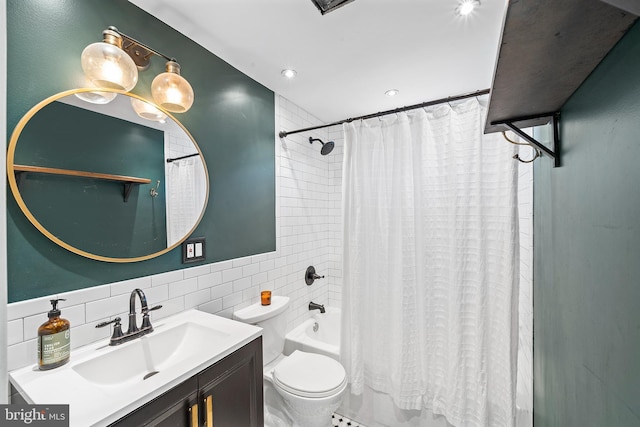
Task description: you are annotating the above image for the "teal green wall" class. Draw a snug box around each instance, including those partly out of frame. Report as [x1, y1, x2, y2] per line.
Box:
[7, 0, 275, 302]
[534, 22, 640, 426]
[16, 101, 167, 258]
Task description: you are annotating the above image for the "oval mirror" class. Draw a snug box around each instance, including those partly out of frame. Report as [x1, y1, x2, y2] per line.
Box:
[7, 88, 209, 262]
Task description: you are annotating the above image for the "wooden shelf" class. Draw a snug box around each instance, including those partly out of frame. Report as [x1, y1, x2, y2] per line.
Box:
[13, 164, 152, 202]
[485, 0, 637, 134]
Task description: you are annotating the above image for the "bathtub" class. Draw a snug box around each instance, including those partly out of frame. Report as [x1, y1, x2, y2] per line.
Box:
[284, 307, 340, 361]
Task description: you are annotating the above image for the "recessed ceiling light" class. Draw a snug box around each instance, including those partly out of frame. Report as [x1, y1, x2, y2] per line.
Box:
[281, 69, 297, 79]
[456, 0, 480, 16]
[385, 89, 399, 97]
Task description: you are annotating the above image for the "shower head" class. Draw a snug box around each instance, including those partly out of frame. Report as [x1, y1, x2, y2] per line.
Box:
[309, 137, 335, 155]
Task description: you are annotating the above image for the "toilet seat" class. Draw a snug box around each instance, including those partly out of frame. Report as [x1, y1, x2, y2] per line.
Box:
[273, 350, 347, 398]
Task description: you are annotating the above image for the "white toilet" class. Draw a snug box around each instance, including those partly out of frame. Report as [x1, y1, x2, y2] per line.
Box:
[234, 296, 347, 427]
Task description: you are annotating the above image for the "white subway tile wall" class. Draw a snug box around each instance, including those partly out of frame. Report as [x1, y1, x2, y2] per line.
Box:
[6, 95, 338, 372]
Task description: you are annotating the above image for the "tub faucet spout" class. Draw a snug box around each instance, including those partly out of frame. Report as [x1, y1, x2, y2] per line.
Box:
[309, 301, 325, 314]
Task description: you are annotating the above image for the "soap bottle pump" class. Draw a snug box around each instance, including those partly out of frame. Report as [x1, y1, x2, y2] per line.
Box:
[37, 298, 71, 370]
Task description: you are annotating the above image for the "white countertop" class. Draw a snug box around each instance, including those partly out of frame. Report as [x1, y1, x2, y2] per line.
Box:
[9, 309, 262, 427]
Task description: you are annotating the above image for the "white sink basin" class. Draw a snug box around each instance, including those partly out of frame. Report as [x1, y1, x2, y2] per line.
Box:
[72, 321, 230, 387]
[9, 309, 261, 427]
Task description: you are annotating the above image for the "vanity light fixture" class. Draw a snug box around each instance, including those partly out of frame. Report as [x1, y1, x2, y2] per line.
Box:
[81, 28, 138, 92]
[75, 82, 118, 105]
[152, 61, 194, 113]
[456, 0, 480, 16]
[81, 26, 194, 113]
[130, 97, 167, 123]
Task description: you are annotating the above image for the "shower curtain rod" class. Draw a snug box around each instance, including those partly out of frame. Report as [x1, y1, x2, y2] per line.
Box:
[278, 88, 490, 138]
[166, 153, 199, 163]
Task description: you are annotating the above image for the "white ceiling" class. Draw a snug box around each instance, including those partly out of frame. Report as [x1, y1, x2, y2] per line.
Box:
[129, 0, 507, 124]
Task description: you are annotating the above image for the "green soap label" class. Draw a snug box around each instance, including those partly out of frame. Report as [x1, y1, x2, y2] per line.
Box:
[38, 330, 70, 365]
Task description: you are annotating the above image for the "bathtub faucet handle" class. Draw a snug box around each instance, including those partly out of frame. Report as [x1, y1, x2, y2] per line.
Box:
[305, 266, 324, 286]
[309, 301, 325, 314]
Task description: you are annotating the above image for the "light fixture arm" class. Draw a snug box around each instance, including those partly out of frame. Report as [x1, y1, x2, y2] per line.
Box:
[107, 26, 177, 69]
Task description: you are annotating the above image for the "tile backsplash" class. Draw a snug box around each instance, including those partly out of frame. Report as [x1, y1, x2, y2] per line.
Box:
[7, 95, 342, 372]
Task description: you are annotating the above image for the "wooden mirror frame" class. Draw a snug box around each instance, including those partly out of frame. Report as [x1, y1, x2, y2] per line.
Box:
[6, 88, 209, 263]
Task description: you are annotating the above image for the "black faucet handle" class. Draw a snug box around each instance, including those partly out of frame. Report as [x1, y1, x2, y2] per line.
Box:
[96, 316, 121, 328]
[143, 304, 163, 314]
[305, 266, 325, 285]
[141, 305, 162, 330]
[96, 317, 124, 341]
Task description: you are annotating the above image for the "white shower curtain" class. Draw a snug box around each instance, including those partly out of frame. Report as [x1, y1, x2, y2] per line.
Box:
[166, 157, 207, 246]
[341, 98, 519, 427]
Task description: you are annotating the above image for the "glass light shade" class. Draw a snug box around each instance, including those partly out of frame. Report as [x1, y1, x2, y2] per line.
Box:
[75, 78, 118, 104]
[130, 97, 167, 122]
[75, 90, 117, 105]
[81, 40, 138, 91]
[151, 62, 194, 113]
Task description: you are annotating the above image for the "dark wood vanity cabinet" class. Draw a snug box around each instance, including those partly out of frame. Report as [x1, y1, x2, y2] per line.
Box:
[109, 376, 199, 427]
[198, 337, 264, 427]
[109, 337, 263, 427]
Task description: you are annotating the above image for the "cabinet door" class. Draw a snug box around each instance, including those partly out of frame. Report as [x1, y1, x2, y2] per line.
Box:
[198, 337, 263, 427]
[109, 376, 198, 427]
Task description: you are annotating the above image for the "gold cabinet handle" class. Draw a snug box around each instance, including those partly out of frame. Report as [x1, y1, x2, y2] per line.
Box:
[205, 395, 213, 427]
[190, 403, 199, 427]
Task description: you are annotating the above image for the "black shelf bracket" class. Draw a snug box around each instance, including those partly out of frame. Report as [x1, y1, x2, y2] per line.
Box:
[123, 183, 134, 202]
[15, 171, 25, 187]
[492, 112, 561, 167]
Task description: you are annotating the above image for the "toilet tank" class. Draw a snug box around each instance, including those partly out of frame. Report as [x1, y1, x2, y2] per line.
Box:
[233, 296, 290, 364]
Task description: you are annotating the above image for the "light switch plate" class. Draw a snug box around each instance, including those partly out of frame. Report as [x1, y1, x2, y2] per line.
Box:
[182, 237, 206, 263]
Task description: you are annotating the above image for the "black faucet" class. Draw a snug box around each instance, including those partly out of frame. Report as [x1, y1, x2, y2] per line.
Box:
[128, 288, 148, 335]
[96, 288, 162, 346]
[308, 301, 325, 314]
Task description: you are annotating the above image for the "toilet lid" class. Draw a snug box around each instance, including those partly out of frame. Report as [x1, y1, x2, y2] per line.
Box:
[273, 350, 347, 398]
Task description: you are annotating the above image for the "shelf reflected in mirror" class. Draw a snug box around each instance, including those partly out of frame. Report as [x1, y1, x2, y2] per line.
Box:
[7, 88, 209, 263]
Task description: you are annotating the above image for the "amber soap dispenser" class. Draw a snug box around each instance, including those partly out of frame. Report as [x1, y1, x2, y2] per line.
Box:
[37, 298, 71, 370]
